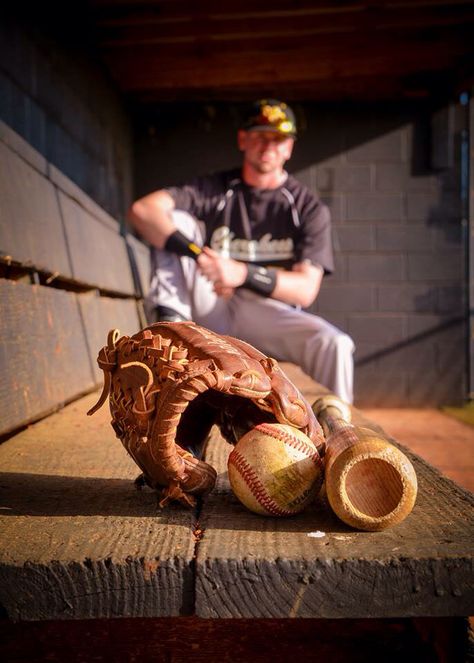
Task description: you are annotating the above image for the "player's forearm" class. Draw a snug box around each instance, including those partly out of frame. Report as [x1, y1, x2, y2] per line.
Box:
[271, 269, 322, 308]
[237, 262, 322, 307]
[128, 190, 176, 249]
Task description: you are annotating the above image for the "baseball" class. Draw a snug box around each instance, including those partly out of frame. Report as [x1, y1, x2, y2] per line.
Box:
[227, 423, 324, 517]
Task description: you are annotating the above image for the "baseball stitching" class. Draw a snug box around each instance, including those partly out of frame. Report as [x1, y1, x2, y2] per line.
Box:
[255, 423, 323, 470]
[229, 448, 295, 517]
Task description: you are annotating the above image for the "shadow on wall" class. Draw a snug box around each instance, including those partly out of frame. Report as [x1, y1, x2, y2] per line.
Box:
[134, 100, 454, 188]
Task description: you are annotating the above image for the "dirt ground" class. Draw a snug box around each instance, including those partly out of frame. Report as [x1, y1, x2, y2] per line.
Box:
[359, 408, 474, 494]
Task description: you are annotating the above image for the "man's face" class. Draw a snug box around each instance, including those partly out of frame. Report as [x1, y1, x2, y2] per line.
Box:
[238, 130, 294, 174]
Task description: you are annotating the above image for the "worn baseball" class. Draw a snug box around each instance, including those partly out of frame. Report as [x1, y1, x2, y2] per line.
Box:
[227, 423, 324, 517]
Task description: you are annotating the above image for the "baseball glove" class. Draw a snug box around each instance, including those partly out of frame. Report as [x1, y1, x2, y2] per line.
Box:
[87, 321, 324, 508]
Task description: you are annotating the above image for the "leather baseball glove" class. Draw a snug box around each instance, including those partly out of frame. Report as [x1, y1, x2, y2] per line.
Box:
[88, 321, 324, 508]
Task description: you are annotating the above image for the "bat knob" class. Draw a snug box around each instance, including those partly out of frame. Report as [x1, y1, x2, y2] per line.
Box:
[312, 395, 352, 423]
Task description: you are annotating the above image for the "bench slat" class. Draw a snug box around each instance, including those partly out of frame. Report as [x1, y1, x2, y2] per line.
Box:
[0, 140, 72, 277]
[126, 234, 151, 298]
[1, 121, 149, 298]
[0, 279, 95, 436]
[195, 365, 474, 619]
[58, 191, 135, 295]
[0, 392, 196, 620]
[79, 292, 142, 382]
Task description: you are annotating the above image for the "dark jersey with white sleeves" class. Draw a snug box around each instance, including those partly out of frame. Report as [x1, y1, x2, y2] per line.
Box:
[165, 168, 334, 274]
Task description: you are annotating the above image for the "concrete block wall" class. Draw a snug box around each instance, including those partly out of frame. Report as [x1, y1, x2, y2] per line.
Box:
[135, 101, 466, 406]
[0, 15, 133, 219]
[299, 104, 465, 406]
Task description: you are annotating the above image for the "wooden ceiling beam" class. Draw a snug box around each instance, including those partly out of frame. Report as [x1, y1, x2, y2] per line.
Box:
[89, 0, 474, 15]
[98, 26, 472, 64]
[85, 0, 474, 103]
[101, 34, 469, 93]
[95, 6, 474, 46]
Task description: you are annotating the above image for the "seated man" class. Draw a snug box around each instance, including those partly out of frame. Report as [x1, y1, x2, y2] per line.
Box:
[128, 99, 355, 403]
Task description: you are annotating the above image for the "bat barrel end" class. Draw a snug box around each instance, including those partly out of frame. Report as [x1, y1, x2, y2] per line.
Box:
[326, 437, 418, 531]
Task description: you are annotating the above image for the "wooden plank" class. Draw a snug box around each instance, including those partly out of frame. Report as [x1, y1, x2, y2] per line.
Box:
[0, 122, 149, 295]
[79, 292, 142, 383]
[100, 30, 471, 92]
[0, 280, 95, 436]
[0, 391, 196, 620]
[49, 164, 120, 233]
[126, 233, 151, 299]
[195, 364, 474, 618]
[0, 140, 72, 277]
[98, 5, 474, 45]
[58, 190, 135, 295]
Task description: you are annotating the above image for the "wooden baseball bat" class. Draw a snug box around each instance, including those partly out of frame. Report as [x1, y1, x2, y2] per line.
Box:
[312, 395, 417, 531]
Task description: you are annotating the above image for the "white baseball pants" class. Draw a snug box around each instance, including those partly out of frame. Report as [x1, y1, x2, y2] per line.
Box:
[146, 212, 355, 404]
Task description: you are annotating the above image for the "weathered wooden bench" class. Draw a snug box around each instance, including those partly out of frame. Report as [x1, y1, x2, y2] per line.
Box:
[1, 121, 473, 662]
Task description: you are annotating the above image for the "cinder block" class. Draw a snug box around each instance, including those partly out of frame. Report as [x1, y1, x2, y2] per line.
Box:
[346, 194, 403, 221]
[436, 341, 467, 377]
[439, 170, 459, 192]
[348, 254, 404, 281]
[46, 123, 72, 179]
[86, 114, 108, 163]
[407, 366, 464, 406]
[24, 98, 47, 157]
[354, 366, 408, 407]
[406, 193, 433, 220]
[327, 254, 347, 283]
[407, 254, 462, 281]
[407, 314, 464, 342]
[375, 164, 406, 192]
[348, 314, 405, 343]
[321, 194, 344, 222]
[376, 225, 434, 251]
[372, 342, 437, 374]
[346, 130, 403, 163]
[316, 284, 376, 312]
[375, 163, 437, 192]
[433, 225, 462, 251]
[406, 192, 461, 222]
[0, 73, 27, 139]
[0, 116, 47, 175]
[353, 342, 381, 373]
[430, 104, 456, 171]
[292, 166, 314, 191]
[313, 155, 345, 169]
[328, 255, 348, 283]
[377, 284, 437, 313]
[437, 286, 464, 314]
[336, 225, 376, 251]
[316, 166, 371, 192]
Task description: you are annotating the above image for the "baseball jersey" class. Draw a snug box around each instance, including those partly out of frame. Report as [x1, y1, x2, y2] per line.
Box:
[165, 168, 334, 273]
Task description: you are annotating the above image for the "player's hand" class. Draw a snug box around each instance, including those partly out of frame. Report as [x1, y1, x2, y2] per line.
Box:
[197, 247, 247, 288]
[214, 284, 235, 299]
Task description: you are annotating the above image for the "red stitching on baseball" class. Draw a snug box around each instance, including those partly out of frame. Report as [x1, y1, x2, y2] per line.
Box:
[229, 449, 294, 517]
[255, 423, 323, 471]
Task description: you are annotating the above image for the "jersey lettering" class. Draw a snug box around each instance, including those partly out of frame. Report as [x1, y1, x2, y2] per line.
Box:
[210, 226, 294, 262]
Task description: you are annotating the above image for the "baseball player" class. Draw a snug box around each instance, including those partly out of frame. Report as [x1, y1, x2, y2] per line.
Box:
[128, 99, 355, 403]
